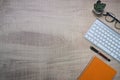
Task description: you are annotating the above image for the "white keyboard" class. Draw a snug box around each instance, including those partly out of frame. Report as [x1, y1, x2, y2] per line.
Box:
[85, 19, 120, 62]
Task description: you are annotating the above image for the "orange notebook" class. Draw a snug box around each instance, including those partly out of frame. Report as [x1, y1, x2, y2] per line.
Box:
[77, 56, 117, 80]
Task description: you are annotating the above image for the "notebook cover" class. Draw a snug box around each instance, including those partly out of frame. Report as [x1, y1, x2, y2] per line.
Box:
[77, 56, 117, 80]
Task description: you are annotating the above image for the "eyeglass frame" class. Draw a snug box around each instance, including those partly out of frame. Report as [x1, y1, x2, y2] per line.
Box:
[103, 12, 120, 30]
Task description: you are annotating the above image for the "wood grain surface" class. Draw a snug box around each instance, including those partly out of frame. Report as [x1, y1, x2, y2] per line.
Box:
[0, 0, 120, 80]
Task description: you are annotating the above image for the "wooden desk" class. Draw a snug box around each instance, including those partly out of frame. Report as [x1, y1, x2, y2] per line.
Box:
[0, 0, 120, 80]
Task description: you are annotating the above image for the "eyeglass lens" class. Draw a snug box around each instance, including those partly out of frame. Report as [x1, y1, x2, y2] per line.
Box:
[115, 21, 120, 29]
[105, 12, 115, 22]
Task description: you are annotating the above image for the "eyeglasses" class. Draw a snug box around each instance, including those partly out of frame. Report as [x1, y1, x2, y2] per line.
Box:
[103, 12, 120, 30]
